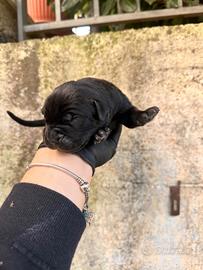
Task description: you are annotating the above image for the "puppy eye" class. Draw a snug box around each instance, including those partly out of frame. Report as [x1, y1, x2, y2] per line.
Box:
[63, 113, 74, 122]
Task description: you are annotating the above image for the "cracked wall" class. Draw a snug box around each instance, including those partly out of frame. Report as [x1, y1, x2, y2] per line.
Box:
[0, 24, 203, 270]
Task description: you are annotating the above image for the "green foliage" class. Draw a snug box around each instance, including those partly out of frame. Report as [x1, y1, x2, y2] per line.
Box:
[100, 0, 136, 14]
[141, 0, 179, 10]
[46, 0, 91, 18]
[61, 0, 91, 16]
[47, 0, 203, 28]
[101, 0, 116, 15]
[121, 0, 136, 12]
[47, 0, 201, 15]
[144, 0, 157, 5]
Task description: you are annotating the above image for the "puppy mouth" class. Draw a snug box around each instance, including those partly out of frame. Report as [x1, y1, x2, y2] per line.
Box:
[43, 127, 89, 153]
[56, 138, 88, 153]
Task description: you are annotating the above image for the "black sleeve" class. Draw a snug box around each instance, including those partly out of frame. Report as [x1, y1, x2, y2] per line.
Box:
[0, 183, 86, 270]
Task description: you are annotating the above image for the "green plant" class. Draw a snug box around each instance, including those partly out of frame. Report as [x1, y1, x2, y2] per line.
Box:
[47, 0, 203, 29]
[100, 0, 136, 15]
[47, 0, 91, 18]
[47, 0, 137, 18]
[48, 0, 201, 16]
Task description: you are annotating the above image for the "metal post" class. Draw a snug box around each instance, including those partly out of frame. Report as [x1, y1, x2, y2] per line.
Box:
[93, 0, 100, 16]
[136, 0, 141, 12]
[92, 0, 100, 33]
[117, 0, 122, 13]
[178, 0, 183, 7]
[17, 0, 28, 41]
[55, 0, 61, 21]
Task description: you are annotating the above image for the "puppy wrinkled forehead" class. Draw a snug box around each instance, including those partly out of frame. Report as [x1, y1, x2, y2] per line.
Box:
[54, 81, 77, 97]
[53, 81, 100, 106]
[43, 82, 97, 119]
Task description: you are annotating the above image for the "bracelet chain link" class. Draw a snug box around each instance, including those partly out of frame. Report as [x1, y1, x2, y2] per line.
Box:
[26, 162, 94, 225]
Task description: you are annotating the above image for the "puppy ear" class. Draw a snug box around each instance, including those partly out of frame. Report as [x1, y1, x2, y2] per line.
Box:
[92, 100, 107, 122]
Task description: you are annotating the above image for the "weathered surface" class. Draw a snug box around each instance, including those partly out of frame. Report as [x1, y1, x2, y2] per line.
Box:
[0, 40, 41, 200]
[0, 24, 203, 269]
[0, 0, 17, 42]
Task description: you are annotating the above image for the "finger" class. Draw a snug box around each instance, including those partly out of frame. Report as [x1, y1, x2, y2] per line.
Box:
[108, 124, 122, 146]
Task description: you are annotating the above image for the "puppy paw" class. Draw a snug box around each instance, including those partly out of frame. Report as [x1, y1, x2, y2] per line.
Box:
[94, 127, 111, 144]
[137, 106, 160, 125]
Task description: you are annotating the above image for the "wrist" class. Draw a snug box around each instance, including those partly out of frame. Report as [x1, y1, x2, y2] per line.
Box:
[75, 151, 95, 176]
[21, 148, 93, 211]
[35, 148, 93, 182]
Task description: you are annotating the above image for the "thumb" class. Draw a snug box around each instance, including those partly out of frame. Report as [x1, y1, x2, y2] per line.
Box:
[107, 124, 122, 147]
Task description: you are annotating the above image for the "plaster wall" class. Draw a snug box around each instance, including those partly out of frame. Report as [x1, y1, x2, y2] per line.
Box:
[0, 0, 17, 42]
[0, 24, 202, 269]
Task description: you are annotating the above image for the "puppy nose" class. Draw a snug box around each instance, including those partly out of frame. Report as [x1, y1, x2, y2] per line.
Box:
[50, 127, 61, 137]
[52, 128, 64, 142]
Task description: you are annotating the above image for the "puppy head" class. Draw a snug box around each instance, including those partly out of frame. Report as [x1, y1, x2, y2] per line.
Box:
[41, 80, 109, 153]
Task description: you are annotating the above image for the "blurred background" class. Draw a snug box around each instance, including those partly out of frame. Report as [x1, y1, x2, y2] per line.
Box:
[0, 1, 202, 269]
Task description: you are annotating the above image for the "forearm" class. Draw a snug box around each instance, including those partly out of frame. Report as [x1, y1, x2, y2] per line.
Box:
[0, 183, 86, 270]
[21, 147, 93, 211]
[0, 148, 92, 269]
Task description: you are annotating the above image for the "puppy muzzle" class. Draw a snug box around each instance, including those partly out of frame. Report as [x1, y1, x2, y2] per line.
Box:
[43, 126, 89, 153]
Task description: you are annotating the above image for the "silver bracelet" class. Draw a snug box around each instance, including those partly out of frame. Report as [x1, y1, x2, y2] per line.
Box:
[26, 162, 94, 225]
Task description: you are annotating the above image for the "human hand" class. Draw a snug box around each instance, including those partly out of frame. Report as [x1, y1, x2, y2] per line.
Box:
[76, 125, 122, 174]
[38, 125, 122, 175]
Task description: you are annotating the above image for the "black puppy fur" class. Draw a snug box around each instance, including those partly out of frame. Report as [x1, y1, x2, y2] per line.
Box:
[7, 77, 159, 153]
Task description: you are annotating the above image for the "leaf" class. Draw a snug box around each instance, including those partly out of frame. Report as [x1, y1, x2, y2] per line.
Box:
[120, 0, 136, 12]
[63, 0, 91, 18]
[80, 0, 91, 17]
[61, 0, 81, 12]
[166, 0, 178, 8]
[185, 0, 199, 6]
[144, 0, 157, 5]
[101, 0, 116, 15]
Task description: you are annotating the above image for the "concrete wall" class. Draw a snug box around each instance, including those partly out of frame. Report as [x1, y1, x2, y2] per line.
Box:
[0, 24, 203, 269]
[0, 0, 17, 42]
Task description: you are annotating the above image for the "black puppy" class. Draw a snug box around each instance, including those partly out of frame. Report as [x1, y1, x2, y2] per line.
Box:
[7, 77, 159, 153]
